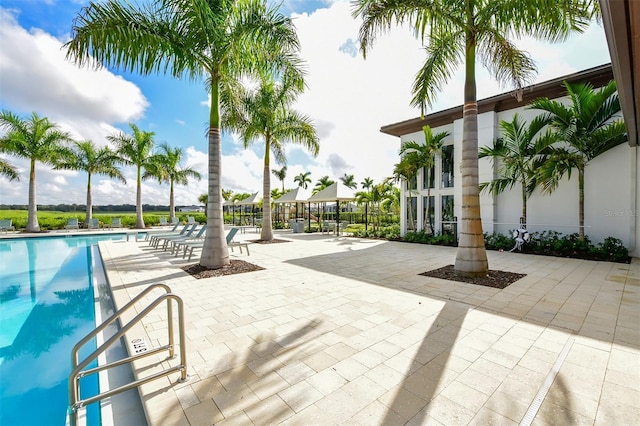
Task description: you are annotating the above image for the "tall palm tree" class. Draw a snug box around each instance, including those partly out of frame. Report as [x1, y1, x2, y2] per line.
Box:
[400, 125, 449, 233]
[479, 114, 549, 226]
[360, 176, 374, 227]
[222, 72, 319, 241]
[361, 177, 374, 190]
[340, 173, 357, 189]
[107, 123, 156, 229]
[65, 0, 303, 268]
[0, 111, 71, 232]
[313, 175, 335, 194]
[272, 166, 287, 192]
[354, 0, 593, 276]
[530, 80, 627, 239]
[294, 171, 312, 189]
[148, 143, 202, 222]
[0, 157, 20, 181]
[54, 140, 126, 225]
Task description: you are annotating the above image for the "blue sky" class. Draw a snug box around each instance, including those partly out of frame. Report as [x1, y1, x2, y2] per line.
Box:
[0, 0, 611, 206]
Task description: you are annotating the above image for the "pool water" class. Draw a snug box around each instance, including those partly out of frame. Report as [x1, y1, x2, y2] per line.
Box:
[0, 234, 128, 426]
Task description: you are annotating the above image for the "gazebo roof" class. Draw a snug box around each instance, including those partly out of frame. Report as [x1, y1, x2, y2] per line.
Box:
[236, 191, 262, 205]
[307, 182, 356, 202]
[274, 187, 312, 203]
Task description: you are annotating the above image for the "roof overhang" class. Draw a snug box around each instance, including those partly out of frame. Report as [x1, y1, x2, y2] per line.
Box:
[380, 64, 614, 137]
[599, 0, 639, 146]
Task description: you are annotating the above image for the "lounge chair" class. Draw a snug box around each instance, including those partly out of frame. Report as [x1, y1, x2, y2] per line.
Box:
[149, 223, 190, 247]
[108, 218, 123, 229]
[145, 221, 180, 241]
[65, 218, 80, 231]
[155, 223, 199, 250]
[0, 219, 15, 233]
[87, 218, 100, 230]
[187, 216, 196, 224]
[182, 227, 250, 261]
[164, 225, 207, 253]
[159, 217, 169, 226]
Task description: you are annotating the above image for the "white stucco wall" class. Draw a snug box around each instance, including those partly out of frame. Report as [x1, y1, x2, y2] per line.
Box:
[396, 101, 637, 250]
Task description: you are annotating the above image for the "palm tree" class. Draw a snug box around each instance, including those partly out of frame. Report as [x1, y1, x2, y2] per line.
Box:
[354, 0, 593, 276]
[392, 155, 419, 231]
[313, 175, 335, 194]
[479, 114, 549, 226]
[222, 72, 319, 241]
[107, 123, 156, 229]
[149, 143, 202, 222]
[400, 125, 449, 234]
[272, 166, 287, 193]
[0, 157, 20, 181]
[340, 173, 357, 189]
[294, 171, 312, 189]
[54, 140, 126, 226]
[361, 177, 374, 190]
[65, 0, 303, 268]
[0, 111, 71, 231]
[530, 80, 627, 239]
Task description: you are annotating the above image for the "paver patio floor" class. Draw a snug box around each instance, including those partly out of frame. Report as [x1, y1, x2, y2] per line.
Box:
[98, 229, 639, 425]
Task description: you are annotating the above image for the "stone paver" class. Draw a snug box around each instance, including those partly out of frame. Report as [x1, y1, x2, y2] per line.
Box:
[97, 229, 640, 425]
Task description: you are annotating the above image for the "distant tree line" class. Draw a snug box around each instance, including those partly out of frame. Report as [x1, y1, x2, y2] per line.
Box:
[0, 204, 171, 212]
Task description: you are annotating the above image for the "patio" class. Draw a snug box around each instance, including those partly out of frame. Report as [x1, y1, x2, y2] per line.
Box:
[98, 230, 639, 425]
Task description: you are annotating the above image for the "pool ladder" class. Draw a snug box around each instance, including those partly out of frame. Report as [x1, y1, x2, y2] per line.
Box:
[67, 283, 188, 426]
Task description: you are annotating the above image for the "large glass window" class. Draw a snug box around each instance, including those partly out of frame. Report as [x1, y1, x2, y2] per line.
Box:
[441, 195, 454, 221]
[406, 197, 417, 231]
[441, 195, 455, 235]
[422, 195, 435, 234]
[441, 145, 454, 188]
[407, 176, 417, 191]
[422, 165, 435, 189]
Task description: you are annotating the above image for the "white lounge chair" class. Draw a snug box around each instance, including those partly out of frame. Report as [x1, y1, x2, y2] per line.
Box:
[87, 218, 100, 230]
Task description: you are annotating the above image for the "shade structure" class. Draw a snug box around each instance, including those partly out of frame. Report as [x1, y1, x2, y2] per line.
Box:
[307, 183, 356, 235]
[236, 191, 263, 206]
[273, 187, 312, 203]
[306, 182, 356, 202]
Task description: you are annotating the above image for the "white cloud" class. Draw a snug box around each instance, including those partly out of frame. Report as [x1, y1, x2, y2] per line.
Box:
[0, 3, 612, 207]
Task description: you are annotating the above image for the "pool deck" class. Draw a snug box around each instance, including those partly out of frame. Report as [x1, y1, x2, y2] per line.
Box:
[97, 229, 640, 425]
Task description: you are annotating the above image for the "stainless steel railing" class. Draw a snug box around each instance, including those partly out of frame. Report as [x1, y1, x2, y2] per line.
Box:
[67, 283, 188, 426]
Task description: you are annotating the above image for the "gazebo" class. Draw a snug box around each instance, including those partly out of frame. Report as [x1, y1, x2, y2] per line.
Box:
[274, 187, 313, 229]
[307, 182, 356, 235]
[235, 192, 262, 226]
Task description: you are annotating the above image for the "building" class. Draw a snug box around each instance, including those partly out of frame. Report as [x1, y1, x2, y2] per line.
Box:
[178, 205, 204, 213]
[381, 63, 639, 256]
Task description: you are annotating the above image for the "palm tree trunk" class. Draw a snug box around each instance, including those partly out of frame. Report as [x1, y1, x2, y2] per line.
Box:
[27, 159, 39, 232]
[521, 181, 527, 226]
[169, 179, 175, 221]
[454, 37, 488, 277]
[86, 173, 92, 226]
[261, 139, 274, 241]
[200, 79, 229, 268]
[135, 165, 145, 229]
[578, 167, 584, 239]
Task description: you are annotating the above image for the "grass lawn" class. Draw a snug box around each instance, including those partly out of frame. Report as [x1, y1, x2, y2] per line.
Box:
[0, 210, 175, 231]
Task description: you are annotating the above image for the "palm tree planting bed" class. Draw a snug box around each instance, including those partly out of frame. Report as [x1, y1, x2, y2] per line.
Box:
[419, 265, 526, 289]
[182, 260, 264, 279]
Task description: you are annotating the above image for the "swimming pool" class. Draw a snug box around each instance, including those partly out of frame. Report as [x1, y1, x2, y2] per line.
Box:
[0, 234, 129, 426]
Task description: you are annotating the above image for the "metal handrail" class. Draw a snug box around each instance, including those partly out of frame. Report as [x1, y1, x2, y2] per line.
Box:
[68, 284, 188, 426]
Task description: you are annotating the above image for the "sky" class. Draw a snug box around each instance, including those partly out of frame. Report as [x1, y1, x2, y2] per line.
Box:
[0, 0, 611, 207]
